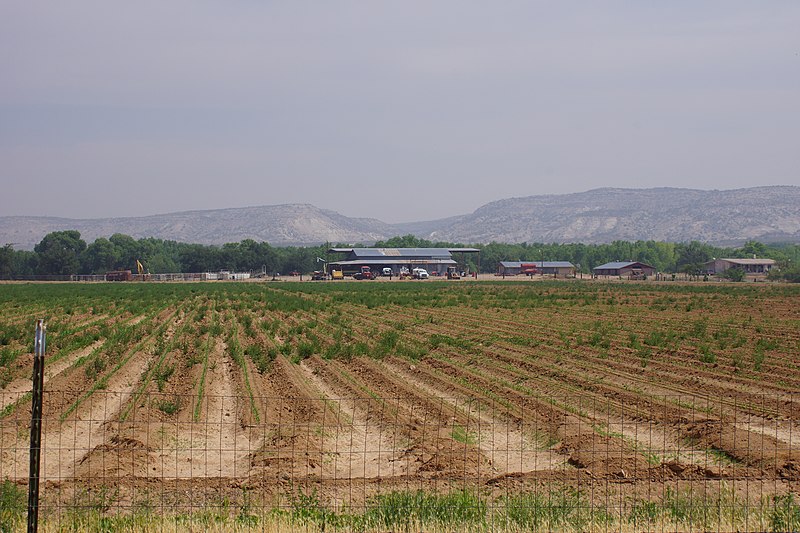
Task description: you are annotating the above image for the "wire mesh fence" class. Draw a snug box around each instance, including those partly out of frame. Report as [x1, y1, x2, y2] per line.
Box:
[1, 390, 798, 532]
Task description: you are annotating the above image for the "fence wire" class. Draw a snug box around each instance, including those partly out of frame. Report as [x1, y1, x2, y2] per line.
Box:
[1, 390, 798, 532]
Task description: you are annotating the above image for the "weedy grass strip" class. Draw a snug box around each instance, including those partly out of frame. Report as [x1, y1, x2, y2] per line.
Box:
[226, 316, 260, 423]
[60, 309, 177, 422]
[193, 304, 218, 422]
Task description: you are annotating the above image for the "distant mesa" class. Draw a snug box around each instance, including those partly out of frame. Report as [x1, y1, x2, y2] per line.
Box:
[1, 186, 798, 249]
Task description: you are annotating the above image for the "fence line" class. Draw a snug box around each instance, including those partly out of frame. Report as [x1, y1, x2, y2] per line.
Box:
[1, 390, 798, 531]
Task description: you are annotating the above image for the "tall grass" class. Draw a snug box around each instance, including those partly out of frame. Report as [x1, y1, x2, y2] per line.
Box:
[0, 479, 25, 533]
[30, 485, 797, 532]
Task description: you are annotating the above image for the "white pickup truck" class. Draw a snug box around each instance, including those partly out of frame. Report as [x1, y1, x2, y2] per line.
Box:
[412, 268, 429, 279]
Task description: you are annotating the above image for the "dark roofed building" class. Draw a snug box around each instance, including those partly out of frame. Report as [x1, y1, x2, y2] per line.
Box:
[593, 261, 656, 278]
[328, 248, 479, 276]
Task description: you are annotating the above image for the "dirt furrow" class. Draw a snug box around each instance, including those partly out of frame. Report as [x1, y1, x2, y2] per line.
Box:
[381, 357, 568, 476]
[39, 342, 157, 481]
[247, 356, 331, 480]
[299, 360, 412, 480]
[134, 336, 253, 479]
[0, 340, 104, 412]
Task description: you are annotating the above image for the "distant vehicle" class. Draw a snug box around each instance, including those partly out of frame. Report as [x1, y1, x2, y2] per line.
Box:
[331, 270, 344, 280]
[289, 270, 300, 276]
[106, 270, 133, 282]
[311, 271, 327, 281]
[382, 267, 393, 277]
[353, 266, 376, 280]
[412, 268, 429, 279]
[446, 266, 461, 279]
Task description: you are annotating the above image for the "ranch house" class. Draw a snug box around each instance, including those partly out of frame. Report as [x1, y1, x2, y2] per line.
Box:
[593, 261, 657, 278]
[704, 258, 776, 276]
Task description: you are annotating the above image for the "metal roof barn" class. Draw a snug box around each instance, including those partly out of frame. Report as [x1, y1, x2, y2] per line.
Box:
[593, 261, 656, 277]
[327, 248, 479, 276]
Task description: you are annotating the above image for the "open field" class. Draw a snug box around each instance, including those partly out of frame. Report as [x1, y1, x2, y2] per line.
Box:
[1, 280, 799, 531]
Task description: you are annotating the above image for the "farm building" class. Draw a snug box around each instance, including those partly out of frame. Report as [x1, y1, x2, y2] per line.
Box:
[498, 261, 576, 277]
[328, 248, 479, 276]
[593, 261, 656, 278]
[704, 258, 776, 276]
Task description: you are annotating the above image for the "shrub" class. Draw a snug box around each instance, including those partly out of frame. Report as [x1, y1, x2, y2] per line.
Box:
[293, 341, 315, 363]
[155, 364, 175, 392]
[721, 268, 745, 282]
[770, 493, 800, 532]
[245, 344, 275, 373]
[157, 398, 180, 415]
[699, 344, 716, 364]
[377, 330, 400, 355]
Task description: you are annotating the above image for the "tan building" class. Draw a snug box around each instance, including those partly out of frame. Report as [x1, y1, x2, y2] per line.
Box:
[704, 258, 775, 276]
[593, 261, 657, 278]
[498, 261, 576, 277]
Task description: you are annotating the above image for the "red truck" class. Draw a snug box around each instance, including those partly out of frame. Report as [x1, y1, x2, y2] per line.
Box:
[352, 266, 376, 280]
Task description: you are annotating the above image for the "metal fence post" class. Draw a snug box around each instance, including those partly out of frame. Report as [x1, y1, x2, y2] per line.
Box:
[27, 320, 46, 533]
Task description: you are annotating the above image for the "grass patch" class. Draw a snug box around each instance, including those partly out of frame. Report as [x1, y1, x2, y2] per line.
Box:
[156, 397, 180, 415]
[451, 423, 476, 445]
[363, 490, 486, 529]
[0, 479, 26, 532]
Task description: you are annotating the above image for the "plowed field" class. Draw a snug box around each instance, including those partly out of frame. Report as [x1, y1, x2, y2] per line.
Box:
[1, 280, 798, 531]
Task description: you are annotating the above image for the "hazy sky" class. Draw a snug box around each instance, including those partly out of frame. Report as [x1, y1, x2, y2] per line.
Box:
[1, 2, 798, 223]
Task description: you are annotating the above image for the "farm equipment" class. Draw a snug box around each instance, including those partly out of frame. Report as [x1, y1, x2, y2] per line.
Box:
[629, 268, 647, 280]
[446, 266, 461, 279]
[353, 266, 376, 280]
[132, 259, 151, 281]
[311, 271, 327, 281]
[331, 269, 344, 280]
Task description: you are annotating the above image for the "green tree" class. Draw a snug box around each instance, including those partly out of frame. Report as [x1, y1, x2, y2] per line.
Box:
[178, 244, 221, 273]
[11, 250, 37, 276]
[374, 234, 439, 248]
[675, 241, 714, 271]
[0, 244, 13, 278]
[81, 237, 118, 274]
[34, 230, 87, 275]
[109, 233, 140, 270]
[738, 240, 768, 258]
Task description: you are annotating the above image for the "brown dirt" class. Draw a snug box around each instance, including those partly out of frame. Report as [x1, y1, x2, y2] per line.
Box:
[299, 360, 413, 480]
[3, 282, 799, 520]
[39, 341, 156, 481]
[0, 340, 106, 412]
[138, 337, 253, 479]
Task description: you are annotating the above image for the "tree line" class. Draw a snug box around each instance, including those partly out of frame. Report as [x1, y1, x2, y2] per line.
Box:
[1, 230, 799, 281]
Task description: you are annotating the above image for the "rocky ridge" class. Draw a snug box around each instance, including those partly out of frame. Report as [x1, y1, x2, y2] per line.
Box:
[1, 186, 798, 249]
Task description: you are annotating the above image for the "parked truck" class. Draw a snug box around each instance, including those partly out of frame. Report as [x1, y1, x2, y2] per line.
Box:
[353, 266, 376, 280]
[412, 268, 429, 279]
